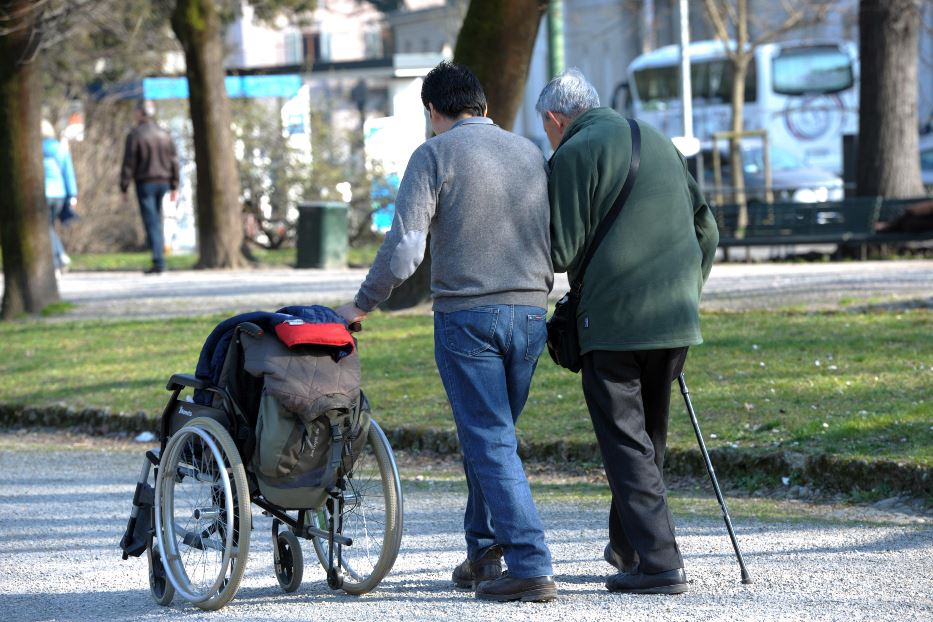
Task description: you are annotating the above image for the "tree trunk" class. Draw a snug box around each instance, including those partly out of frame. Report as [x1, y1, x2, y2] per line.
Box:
[171, 0, 247, 268]
[383, 0, 547, 310]
[0, 0, 60, 319]
[453, 0, 548, 131]
[856, 0, 924, 198]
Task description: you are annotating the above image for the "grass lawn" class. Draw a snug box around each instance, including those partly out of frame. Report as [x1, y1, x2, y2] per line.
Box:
[1, 309, 930, 466]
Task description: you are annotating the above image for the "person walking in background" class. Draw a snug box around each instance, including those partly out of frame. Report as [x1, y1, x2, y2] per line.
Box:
[120, 100, 179, 275]
[42, 120, 78, 278]
[537, 69, 719, 595]
[337, 61, 557, 603]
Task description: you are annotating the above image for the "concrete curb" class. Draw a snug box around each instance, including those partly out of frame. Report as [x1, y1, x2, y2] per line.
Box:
[2, 402, 930, 498]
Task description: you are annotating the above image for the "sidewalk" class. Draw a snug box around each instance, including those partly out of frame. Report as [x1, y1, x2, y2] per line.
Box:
[32, 259, 933, 319]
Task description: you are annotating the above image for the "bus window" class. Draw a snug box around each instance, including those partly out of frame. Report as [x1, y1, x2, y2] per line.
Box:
[633, 65, 679, 109]
[701, 60, 756, 103]
[635, 59, 756, 108]
[771, 47, 853, 95]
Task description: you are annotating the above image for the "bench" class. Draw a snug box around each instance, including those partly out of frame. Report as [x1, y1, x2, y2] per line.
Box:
[714, 196, 933, 258]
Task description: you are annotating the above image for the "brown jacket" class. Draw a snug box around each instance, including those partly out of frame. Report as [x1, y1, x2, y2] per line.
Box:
[119, 120, 179, 192]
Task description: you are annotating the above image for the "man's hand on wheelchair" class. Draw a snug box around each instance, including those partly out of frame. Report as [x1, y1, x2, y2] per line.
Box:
[336, 302, 368, 331]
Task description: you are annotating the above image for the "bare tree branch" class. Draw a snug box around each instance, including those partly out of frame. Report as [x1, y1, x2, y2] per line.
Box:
[702, 0, 739, 62]
[723, 0, 739, 26]
[737, 0, 748, 52]
[1, 0, 99, 57]
[750, 0, 831, 48]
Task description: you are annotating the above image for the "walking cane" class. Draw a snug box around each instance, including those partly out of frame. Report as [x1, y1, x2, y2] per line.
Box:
[678, 373, 753, 584]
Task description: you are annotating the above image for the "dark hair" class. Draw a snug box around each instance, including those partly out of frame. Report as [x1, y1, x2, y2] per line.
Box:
[421, 61, 487, 118]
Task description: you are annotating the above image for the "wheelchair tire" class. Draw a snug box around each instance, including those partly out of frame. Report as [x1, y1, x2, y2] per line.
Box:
[147, 538, 175, 606]
[311, 420, 403, 595]
[274, 529, 304, 592]
[154, 417, 251, 611]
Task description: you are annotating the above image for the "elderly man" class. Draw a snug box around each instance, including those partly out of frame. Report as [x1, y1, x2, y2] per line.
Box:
[537, 69, 719, 594]
[337, 61, 557, 603]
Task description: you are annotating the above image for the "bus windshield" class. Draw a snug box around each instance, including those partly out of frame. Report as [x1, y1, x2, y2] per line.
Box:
[771, 46, 853, 95]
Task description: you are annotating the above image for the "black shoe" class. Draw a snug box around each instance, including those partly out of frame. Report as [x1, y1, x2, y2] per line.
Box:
[451, 545, 503, 589]
[143, 265, 164, 275]
[606, 567, 688, 595]
[475, 573, 557, 602]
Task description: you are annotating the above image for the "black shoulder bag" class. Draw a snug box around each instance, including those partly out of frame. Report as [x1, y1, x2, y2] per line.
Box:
[546, 117, 641, 372]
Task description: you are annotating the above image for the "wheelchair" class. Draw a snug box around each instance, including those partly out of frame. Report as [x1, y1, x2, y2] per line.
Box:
[121, 313, 404, 611]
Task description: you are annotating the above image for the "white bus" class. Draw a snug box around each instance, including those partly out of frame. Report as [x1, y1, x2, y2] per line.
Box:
[620, 39, 859, 175]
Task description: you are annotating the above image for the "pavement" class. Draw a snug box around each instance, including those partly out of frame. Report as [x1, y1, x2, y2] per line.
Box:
[0, 436, 931, 622]
[34, 259, 933, 319]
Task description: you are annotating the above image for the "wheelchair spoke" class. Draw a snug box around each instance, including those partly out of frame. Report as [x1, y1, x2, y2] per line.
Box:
[155, 418, 250, 610]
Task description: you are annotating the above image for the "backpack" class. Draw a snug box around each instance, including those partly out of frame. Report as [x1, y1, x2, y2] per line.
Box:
[252, 389, 370, 509]
[240, 326, 369, 509]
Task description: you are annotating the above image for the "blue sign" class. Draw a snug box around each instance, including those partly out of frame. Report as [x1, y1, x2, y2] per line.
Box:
[370, 173, 400, 233]
[143, 74, 302, 100]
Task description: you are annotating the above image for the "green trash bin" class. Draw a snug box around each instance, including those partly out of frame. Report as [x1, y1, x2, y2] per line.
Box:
[296, 201, 348, 269]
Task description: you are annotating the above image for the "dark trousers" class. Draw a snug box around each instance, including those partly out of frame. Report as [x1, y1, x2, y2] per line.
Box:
[581, 347, 688, 574]
[135, 181, 170, 269]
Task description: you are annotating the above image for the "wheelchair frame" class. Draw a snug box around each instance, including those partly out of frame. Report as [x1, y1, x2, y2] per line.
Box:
[133, 366, 403, 611]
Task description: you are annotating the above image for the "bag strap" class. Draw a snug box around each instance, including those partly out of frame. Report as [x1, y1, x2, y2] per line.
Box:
[570, 117, 641, 294]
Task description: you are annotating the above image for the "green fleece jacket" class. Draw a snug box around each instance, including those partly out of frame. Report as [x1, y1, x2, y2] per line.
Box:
[548, 108, 719, 353]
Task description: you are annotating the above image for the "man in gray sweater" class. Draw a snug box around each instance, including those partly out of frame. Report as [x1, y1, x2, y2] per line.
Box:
[337, 61, 556, 602]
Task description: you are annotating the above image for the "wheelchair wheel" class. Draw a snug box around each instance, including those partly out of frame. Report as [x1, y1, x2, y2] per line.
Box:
[273, 528, 304, 592]
[154, 417, 251, 610]
[311, 420, 403, 595]
[147, 538, 175, 606]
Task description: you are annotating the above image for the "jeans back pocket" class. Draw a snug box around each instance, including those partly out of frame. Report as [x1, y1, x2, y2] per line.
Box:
[443, 307, 500, 356]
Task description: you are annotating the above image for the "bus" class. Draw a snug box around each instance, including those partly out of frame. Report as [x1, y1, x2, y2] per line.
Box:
[619, 39, 859, 175]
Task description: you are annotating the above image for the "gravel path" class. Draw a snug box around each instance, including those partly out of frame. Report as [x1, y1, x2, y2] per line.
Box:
[1, 437, 931, 621]
[26, 259, 933, 320]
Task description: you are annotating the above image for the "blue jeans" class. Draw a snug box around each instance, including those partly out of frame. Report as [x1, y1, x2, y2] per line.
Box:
[135, 181, 169, 269]
[47, 197, 66, 269]
[433, 304, 553, 578]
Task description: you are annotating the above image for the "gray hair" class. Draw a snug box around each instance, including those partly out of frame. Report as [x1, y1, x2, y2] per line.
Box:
[535, 68, 600, 121]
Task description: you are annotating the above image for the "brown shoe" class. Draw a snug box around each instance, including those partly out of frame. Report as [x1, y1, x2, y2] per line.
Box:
[451, 545, 503, 589]
[475, 573, 557, 602]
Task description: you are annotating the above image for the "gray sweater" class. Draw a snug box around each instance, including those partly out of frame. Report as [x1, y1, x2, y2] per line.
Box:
[355, 117, 554, 313]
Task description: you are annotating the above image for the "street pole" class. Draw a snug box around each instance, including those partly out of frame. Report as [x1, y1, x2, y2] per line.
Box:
[548, 0, 565, 78]
[678, 0, 693, 141]
[642, 0, 655, 54]
[670, 0, 699, 158]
